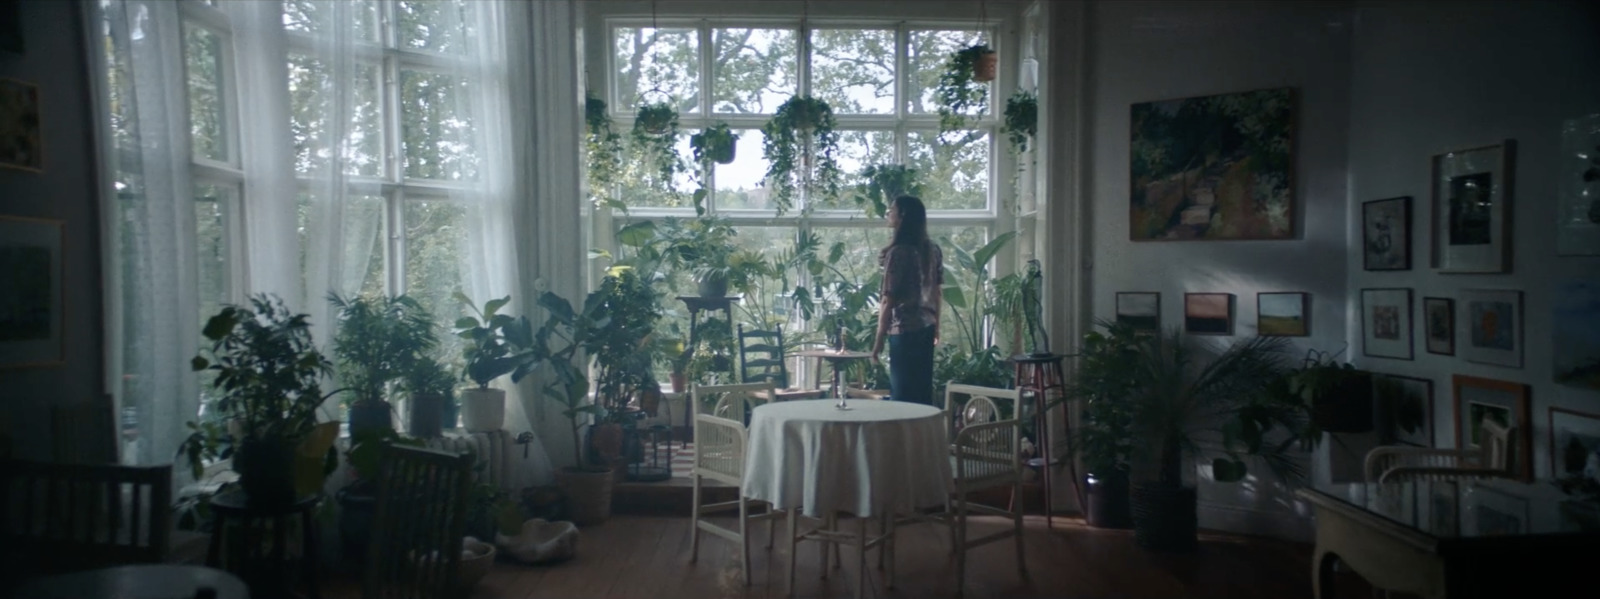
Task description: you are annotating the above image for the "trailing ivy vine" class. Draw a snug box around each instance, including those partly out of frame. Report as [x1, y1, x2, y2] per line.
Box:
[935, 44, 994, 134]
[630, 101, 685, 200]
[585, 94, 625, 211]
[761, 95, 842, 215]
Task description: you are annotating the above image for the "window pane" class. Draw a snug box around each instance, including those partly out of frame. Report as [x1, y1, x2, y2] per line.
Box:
[297, 192, 386, 300]
[711, 129, 769, 210]
[908, 130, 990, 210]
[618, 131, 695, 209]
[825, 129, 896, 210]
[193, 183, 232, 328]
[614, 27, 700, 114]
[711, 28, 797, 114]
[908, 30, 988, 116]
[287, 54, 383, 177]
[401, 69, 479, 181]
[396, 0, 479, 56]
[810, 29, 895, 115]
[403, 199, 469, 361]
[184, 24, 228, 163]
[282, 0, 380, 42]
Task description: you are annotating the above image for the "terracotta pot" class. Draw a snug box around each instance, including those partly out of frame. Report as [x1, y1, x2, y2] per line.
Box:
[669, 372, 687, 394]
[974, 51, 998, 82]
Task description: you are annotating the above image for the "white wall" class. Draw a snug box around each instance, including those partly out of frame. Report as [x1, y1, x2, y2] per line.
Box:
[1344, 0, 1600, 485]
[1081, 0, 1355, 542]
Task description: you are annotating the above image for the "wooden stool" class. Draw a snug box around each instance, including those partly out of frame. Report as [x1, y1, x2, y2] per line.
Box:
[1011, 353, 1079, 530]
[206, 490, 322, 599]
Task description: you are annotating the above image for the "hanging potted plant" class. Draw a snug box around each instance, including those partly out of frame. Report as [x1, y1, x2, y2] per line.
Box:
[1002, 90, 1037, 155]
[855, 164, 923, 218]
[762, 95, 843, 214]
[936, 44, 996, 132]
[1281, 347, 1375, 434]
[327, 293, 438, 437]
[178, 294, 344, 508]
[585, 94, 626, 211]
[631, 101, 685, 196]
[690, 122, 739, 165]
[453, 293, 539, 433]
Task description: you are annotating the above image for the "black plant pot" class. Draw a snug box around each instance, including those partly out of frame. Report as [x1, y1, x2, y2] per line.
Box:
[235, 436, 296, 509]
[408, 394, 446, 438]
[1129, 483, 1198, 552]
[1085, 469, 1133, 529]
[349, 399, 393, 437]
[696, 274, 729, 299]
[337, 486, 377, 565]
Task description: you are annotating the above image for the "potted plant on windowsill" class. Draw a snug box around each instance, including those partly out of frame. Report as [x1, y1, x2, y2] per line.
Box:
[453, 293, 539, 433]
[1281, 346, 1374, 434]
[762, 95, 842, 214]
[403, 354, 457, 438]
[936, 44, 996, 132]
[328, 293, 438, 437]
[177, 294, 344, 508]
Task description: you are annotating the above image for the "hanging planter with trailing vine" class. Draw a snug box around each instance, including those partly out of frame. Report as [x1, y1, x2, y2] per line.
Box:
[855, 164, 923, 218]
[1002, 90, 1037, 155]
[585, 94, 625, 210]
[761, 95, 842, 214]
[691, 123, 739, 165]
[630, 101, 685, 195]
[936, 44, 995, 132]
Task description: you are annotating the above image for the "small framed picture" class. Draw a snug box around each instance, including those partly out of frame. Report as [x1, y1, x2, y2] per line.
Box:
[0, 78, 42, 172]
[1453, 374, 1532, 482]
[1184, 293, 1233, 335]
[1458, 289, 1522, 369]
[1423, 297, 1455, 356]
[1256, 292, 1308, 336]
[1374, 373, 1433, 447]
[0, 214, 65, 369]
[1547, 406, 1600, 480]
[1115, 292, 1160, 333]
[1362, 196, 1411, 271]
[1361, 288, 1413, 360]
[1431, 140, 1515, 273]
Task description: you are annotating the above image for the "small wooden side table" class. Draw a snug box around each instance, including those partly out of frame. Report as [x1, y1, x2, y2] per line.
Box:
[206, 490, 323, 599]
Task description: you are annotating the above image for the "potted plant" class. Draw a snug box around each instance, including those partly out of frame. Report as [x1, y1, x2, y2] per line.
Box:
[855, 164, 922, 218]
[328, 292, 438, 437]
[662, 216, 740, 298]
[1059, 320, 1141, 529]
[586, 269, 662, 471]
[935, 44, 996, 132]
[1002, 90, 1037, 155]
[402, 354, 456, 438]
[526, 286, 617, 526]
[1282, 347, 1374, 434]
[691, 122, 739, 165]
[178, 294, 344, 508]
[453, 293, 539, 433]
[1086, 326, 1317, 552]
[630, 100, 685, 196]
[761, 95, 843, 214]
[585, 93, 626, 211]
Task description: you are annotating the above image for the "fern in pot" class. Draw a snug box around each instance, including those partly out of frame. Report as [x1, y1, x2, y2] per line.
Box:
[453, 293, 539, 433]
[178, 294, 343, 508]
[328, 292, 438, 437]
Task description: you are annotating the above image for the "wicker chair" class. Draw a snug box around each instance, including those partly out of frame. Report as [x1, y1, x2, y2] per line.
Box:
[1365, 419, 1514, 483]
[688, 381, 783, 586]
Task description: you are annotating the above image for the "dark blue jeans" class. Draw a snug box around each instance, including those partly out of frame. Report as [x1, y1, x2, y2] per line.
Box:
[888, 326, 936, 405]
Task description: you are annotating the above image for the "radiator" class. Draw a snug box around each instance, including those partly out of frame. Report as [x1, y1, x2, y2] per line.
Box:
[424, 429, 553, 492]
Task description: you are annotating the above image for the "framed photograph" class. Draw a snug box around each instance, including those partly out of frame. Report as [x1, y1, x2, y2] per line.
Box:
[1452, 375, 1532, 482]
[0, 78, 40, 172]
[1428, 481, 1460, 537]
[1557, 113, 1600, 256]
[1184, 293, 1233, 335]
[1362, 196, 1411, 270]
[1458, 289, 1522, 369]
[1423, 297, 1454, 356]
[1129, 87, 1295, 241]
[1553, 279, 1600, 389]
[1462, 484, 1529, 537]
[1115, 292, 1160, 333]
[1361, 288, 1413, 360]
[1375, 374, 1433, 447]
[0, 215, 65, 369]
[1547, 407, 1600, 480]
[1256, 292, 1308, 336]
[1431, 140, 1514, 273]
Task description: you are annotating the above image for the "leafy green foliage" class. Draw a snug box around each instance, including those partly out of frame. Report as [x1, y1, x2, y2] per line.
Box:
[588, 269, 664, 418]
[1057, 321, 1143, 474]
[1002, 90, 1037, 153]
[585, 94, 625, 211]
[854, 164, 921, 218]
[453, 293, 538, 389]
[762, 95, 843, 214]
[934, 44, 993, 133]
[629, 101, 686, 200]
[327, 292, 439, 407]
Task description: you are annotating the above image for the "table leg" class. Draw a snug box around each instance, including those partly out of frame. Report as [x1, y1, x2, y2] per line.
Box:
[856, 516, 867, 599]
[786, 508, 798, 598]
[820, 511, 831, 580]
[1312, 547, 1336, 599]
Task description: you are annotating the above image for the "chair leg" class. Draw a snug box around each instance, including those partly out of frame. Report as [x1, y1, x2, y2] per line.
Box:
[820, 511, 832, 579]
[831, 512, 843, 570]
[767, 506, 776, 550]
[739, 497, 750, 587]
[786, 508, 798, 598]
[856, 516, 867, 599]
[876, 513, 886, 571]
[955, 493, 968, 597]
[1014, 481, 1027, 576]
[886, 511, 896, 589]
[689, 474, 702, 563]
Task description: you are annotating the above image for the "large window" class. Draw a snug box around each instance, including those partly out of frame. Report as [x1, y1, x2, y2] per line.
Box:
[597, 20, 1012, 384]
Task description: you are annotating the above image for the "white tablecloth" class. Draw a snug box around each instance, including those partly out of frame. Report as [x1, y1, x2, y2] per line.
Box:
[741, 399, 953, 518]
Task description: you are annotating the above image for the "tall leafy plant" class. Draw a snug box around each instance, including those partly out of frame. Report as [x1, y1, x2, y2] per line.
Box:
[453, 294, 538, 390]
[327, 293, 438, 408]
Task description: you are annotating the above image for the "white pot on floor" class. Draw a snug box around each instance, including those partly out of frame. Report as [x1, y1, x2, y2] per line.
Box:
[460, 387, 505, 433]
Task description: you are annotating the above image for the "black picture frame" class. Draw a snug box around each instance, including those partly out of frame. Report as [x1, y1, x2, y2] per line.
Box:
[1184, 293, 1234, 336]
[1424, 297, 1455, 356]
[1256, 292, 1309, 337]
[1115, 292, 1161, 333]
[1362, 196, 1411, 271]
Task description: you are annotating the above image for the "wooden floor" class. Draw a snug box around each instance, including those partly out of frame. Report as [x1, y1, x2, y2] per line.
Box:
[321, 513, 1374, 599]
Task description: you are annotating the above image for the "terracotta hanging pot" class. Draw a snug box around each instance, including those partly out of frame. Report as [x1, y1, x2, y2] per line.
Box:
[974, 50, 999, 83]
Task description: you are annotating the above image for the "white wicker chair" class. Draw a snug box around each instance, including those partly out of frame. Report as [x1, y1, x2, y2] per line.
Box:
[1366, 419, 1514, 483]
[688, 381, 782, 586]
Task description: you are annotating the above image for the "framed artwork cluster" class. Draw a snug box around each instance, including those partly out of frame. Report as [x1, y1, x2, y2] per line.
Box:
[1111, 291, 1313, 338]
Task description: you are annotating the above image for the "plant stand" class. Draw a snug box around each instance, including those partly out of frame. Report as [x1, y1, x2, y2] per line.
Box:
[676, 295, 739, 435]
[1011, 353, 1079, 530]
[206, 490, 323, 599]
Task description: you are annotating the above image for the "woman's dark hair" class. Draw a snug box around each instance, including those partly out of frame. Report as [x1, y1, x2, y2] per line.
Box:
[890, 195, 929, 248]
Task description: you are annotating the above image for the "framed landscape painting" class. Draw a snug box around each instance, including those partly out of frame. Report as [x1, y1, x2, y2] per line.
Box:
[1431, 140, 1514, 273]
[1452, 374, 1532, 482]
[1115, 292, 1160, 333]
[1361, 288, 1413, 360]
[1458, 289, 1522, 369]
[1184, 293, 1233, 335]
[0, 215, 64, 369]
[1256, 292, 1308, 336]
[1363, 196, 1411, 271]
[1129, 87, 1295, 241]
[1424, 297, 1454, 355]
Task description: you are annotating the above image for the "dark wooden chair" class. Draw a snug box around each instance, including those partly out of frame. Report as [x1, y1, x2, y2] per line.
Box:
[737, 325, 824, 402]
[0, 460, 172, 587]
[363, 444, 474, 599]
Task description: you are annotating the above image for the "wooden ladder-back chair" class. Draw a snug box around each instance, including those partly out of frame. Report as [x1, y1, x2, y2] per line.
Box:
[738, 325, 826, 401]
[689, 381, 784, 586]
[0, 460, 172, 586]
[364, 444, 474, 599]
[1366, 420, 1515, 483]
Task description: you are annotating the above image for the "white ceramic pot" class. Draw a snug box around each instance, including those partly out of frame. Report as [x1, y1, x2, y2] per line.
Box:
[459, 387, 505, 433]
[457, 537, 496, 591]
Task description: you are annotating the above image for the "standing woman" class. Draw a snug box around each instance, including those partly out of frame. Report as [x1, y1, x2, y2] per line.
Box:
[870, 196, 943, 405]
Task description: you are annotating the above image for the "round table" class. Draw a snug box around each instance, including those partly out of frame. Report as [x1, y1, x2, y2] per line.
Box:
[741, 399, 952, 518]
[13, 564, 250, 599]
